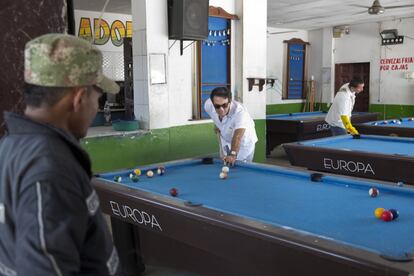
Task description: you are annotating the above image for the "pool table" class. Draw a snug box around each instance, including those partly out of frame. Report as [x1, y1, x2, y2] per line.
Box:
[284, 134, 414, 184]
[266, 111, 378, 155]
[356, 117, 414, 137]
[93, 158, 414, 276]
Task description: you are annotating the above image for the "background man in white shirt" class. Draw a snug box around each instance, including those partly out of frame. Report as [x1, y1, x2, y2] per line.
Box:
[204, 87, 258, 165]
[325, 77, 365, 136]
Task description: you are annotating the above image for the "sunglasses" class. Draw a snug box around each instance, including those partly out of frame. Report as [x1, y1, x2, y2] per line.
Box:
[213, 102, 230, 109]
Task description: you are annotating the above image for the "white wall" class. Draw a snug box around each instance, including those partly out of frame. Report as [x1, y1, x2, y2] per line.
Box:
[377, 18, 414, 105]
[241, 0, 267, 120]
[333, 22, 381, 105]
[309, 17, 414, 107]
[266, 27, 308, 105]
[132, 0, 267, 129]
[308, 29, 323, 104]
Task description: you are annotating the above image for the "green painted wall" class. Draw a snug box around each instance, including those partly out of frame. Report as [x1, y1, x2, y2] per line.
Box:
[82, 120, 267, 173]
[266, 103, 329, 115]
[266, 103, 303, 115]
[369, 104, 414, 120]
[253, 119, 266, 163]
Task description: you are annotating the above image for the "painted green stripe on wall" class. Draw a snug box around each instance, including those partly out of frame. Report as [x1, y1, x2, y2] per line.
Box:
[253, 119, 266, 163]
[266, 103, 328, 115]
[369, 104, 414, 120]
[82, 120, 267, 173]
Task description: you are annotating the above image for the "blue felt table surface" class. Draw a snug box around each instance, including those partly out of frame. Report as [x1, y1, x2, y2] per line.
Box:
[98, 159, 414, 257]
[362, 117, 414, 128]
[299, 134, 414, 156]
[267, 111, 370, 121]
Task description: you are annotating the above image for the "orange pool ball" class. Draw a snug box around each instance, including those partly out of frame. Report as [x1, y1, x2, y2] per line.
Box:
[374, 207, 385, 219]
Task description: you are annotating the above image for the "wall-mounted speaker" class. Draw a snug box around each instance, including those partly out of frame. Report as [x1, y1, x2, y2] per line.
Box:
[168, 0, 209, 40]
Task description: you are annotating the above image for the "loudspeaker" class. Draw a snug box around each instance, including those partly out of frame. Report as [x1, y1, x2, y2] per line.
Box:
[168, 0, 209, 40]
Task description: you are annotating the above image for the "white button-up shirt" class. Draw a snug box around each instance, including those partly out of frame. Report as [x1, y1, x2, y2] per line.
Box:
[204, 99, 258, 161]
[325, 83, 356, 128]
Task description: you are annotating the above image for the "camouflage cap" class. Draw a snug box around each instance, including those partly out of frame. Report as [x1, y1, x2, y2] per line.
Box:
[24, 33, 119, 94]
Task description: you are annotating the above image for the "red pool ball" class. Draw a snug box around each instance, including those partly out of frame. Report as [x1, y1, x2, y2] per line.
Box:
[169, 188, 178, 197]
[381, 210, 393, 222]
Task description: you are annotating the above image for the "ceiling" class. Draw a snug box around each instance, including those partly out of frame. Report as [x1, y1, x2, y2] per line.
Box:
[73, 0, 414, 30]
[268, 0, 414, 30]
[73, 0, 131, 14]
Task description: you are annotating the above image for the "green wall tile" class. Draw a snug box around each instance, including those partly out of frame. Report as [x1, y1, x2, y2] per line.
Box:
[83, 119, 268, 173]
[266, 103, 328, 115]
[369, 104, 414, 120]
[253, 119, 266, 163]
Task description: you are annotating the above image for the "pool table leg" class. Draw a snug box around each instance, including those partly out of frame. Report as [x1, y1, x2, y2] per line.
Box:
[111, 217, 146, 275]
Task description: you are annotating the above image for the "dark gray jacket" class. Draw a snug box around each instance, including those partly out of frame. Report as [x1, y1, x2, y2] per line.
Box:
[0, 112, 120, 276]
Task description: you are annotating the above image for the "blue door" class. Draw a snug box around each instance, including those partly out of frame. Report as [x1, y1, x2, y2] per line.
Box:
[200, 17, 230, 118]
[287, 43, 305, 99]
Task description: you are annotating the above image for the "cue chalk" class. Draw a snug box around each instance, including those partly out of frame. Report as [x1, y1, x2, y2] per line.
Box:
[202, 157, 214, 164]
[310, 173, 324, 182]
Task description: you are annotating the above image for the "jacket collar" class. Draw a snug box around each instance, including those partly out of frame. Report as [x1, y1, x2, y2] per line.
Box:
[3, 112, 92, 177]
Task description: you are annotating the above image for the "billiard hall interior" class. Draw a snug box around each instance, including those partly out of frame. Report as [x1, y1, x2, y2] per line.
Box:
[2, 0, 414, 275]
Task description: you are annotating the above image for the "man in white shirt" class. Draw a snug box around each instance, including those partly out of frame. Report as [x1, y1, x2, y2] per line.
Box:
[325, 77, 365, 136]
[204, 87, 258, 165]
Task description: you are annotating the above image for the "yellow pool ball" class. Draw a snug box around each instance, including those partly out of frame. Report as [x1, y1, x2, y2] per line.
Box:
[134, 169, 141, 176]
[374, 207, 385, 219]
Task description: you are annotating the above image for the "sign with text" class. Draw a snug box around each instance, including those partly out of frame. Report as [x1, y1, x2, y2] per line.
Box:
[380, 57, 414, 71]
[75, 10, 132, 51]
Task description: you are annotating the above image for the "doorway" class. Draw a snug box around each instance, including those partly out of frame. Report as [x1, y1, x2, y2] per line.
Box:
[334, 62, 370, 112]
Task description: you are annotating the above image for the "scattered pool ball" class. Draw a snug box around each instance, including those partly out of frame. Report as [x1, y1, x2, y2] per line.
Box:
[134, 169, 141, 176]
[131, 175, 139, 182]
[409, 118, 414, 121]
[219, 172, 228, 179]
[374, 207, 385, 219]
[222, 166, 229, 173]
[392, 119, 397, 123]
[113, 176, 122, 182]
[146, 170, 154, 177]
[157, 166, 166, 175]
[169, 188, 178, 197]
[389, 209, 399, 220]
[381, 210, 393, 222]
[373, 122, 378, 126]
[396, 120, 402, 125]
[382, 121, 388, 124]
[369, 187, 379, 197]
[397, 181, 404, 187]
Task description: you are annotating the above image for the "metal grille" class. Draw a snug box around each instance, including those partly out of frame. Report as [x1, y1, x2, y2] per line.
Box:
[102, 51, 125, 81]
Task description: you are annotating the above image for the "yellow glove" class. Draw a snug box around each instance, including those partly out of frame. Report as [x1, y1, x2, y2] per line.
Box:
[340, 115, 359, 135]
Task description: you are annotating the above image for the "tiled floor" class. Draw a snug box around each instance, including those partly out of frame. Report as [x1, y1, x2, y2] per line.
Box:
[265, 144, 294, 167]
